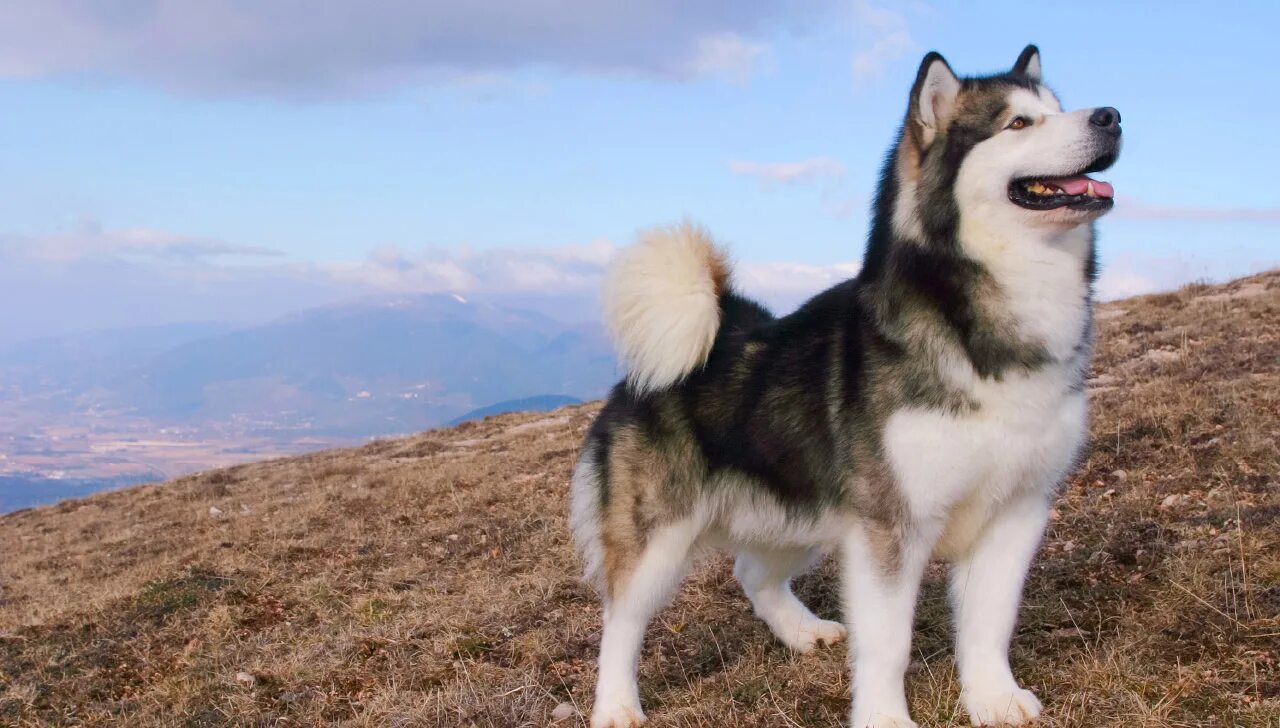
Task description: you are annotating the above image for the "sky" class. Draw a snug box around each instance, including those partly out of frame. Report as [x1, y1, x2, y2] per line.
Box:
[0, 1, 1276, 345]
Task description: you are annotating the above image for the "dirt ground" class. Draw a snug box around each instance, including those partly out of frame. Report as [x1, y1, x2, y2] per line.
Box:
[1, 271, 1277, 727]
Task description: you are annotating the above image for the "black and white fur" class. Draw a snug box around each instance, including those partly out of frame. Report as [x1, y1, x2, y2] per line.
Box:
[570, 46, 1122, 727]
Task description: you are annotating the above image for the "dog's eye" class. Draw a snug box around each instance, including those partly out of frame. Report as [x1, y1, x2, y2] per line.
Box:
[1007, 116, 1031, 130]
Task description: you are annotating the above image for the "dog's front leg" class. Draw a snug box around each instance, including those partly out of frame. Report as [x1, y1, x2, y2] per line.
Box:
[949, 493, 1049, 726]
[843, 519, 936, 728]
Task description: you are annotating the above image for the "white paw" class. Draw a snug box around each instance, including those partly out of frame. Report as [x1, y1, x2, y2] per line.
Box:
[851, 712, 919, 728]
[964, 686, 1042, 726]
[590, 701, 646, 728]
[776, 617, 848, 653]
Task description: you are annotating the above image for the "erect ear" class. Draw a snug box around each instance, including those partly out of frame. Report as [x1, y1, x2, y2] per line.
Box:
[909, 52, 961, 149]
[1012, 44, 1041, 82]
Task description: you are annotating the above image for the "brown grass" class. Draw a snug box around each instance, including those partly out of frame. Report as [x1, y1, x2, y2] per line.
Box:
[1, 272, 1278, 727]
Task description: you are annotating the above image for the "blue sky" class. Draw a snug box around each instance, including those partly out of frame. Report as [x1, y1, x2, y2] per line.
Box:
[0, 1, 1276, 344]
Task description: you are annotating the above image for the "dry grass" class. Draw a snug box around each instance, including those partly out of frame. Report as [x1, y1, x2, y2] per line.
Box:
[1, 271, 1278, 727]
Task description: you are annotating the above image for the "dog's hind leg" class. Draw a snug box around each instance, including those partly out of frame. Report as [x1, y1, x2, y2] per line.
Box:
[590, 519, 699, 728]
[734, 545, 846, 652]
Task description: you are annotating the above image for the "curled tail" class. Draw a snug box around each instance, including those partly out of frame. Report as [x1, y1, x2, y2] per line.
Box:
[603, 222, 731, 394]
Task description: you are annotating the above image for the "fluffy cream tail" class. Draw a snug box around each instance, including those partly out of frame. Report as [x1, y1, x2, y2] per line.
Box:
[602, 223, 730, 394]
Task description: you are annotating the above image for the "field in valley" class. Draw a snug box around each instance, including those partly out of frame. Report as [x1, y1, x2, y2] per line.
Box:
[1, 272, 1277, 727]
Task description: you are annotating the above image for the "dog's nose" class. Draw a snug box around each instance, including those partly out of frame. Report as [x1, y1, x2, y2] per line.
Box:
[1089, 107, 1121, 135]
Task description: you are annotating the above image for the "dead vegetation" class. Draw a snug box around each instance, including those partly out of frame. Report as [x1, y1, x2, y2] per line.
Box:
[1, 271, 1277, 727]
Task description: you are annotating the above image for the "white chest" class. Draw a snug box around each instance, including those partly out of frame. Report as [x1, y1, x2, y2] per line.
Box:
[882, 367, 1086, 555]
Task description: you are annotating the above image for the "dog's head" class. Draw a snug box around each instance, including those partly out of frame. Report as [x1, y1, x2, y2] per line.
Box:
[890, 45, 1122, 243]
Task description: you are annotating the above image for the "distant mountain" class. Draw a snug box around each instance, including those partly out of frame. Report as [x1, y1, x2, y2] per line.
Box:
[0, 321, 236, 399]
[82, 295, 620, 436]
[0, 295, 618, 491]
[448, 394, 582, 425]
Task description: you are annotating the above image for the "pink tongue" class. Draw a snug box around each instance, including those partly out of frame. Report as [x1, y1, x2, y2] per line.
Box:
[1045, 175, 1114, 198]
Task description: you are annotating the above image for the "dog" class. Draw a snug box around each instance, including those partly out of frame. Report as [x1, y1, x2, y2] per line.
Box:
[570, 45, 1121, 727]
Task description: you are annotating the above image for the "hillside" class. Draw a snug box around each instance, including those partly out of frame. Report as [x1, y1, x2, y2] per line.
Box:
[1, 272, 1277, 727]
[448, 395, 584, 426]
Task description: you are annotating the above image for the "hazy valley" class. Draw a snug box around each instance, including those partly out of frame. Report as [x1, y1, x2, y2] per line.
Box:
[0, 295, 615, 511]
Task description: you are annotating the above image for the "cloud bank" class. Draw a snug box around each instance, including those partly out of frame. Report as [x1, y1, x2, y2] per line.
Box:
[327, 240, 618, 294]
[1115, 199, 1280, 223]
[0, 1, 825, 98]
[0, 219, 281, 264]
[730, 157, 846, 188]
[850, 0, 920, 85]
[2, 217, 1271, 344]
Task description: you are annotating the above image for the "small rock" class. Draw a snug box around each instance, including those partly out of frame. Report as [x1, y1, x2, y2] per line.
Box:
[1194, 282, 1269, 303]
[1142, 349, 1181, 364]
[1160, 493, 1184, 508]
[1111, 469, 1128, 482]
[1048, 627, 1085, 641]
[235, 671, 256, 686]
[550, 702, 578, 721]
[208, 506, 224, 518]
[1086, 373, 1119, 388]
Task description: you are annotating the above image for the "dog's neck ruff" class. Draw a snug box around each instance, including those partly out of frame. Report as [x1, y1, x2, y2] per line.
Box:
[860, 145, 1096, 377]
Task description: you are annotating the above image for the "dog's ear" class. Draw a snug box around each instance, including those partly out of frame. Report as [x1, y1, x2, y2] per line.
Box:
[1012, 44, 1041, 82]
[909, 52, 961, 150]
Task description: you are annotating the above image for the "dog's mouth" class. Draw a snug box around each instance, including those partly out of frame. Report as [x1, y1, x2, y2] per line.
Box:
[1008, 152, 1118, 212]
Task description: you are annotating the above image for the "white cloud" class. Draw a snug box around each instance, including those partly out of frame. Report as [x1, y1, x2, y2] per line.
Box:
[730, 157, 846, 188]
[1095, 269, 1160, 301]
[0, 219, 281, 263]
[329, 239, 869, 315]
[852, 30, 915, 82]
[1095, 251, 1277, 301]
[737, 259, 861, 310]
[325, 239, 618, 295]
[0, 2, 819, 98]
[1115, 198, 1280, 222]
[687, 32, 770, 85]
[8, 217, 1271, 345]
[0, 217, 874, 336]
[850, 0, 920, 86]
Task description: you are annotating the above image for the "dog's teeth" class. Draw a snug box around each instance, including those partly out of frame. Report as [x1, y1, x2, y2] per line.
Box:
[1086, 182, 1096, 197]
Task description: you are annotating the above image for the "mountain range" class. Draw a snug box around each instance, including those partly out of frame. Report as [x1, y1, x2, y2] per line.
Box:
[0, 294, 619, 504]
[2, 294, 618, 437]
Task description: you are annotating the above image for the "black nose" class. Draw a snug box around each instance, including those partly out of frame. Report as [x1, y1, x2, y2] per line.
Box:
[1090, 106, 1121, 135]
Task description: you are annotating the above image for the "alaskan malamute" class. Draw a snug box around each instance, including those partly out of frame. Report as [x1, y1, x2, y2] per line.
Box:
[571, 45, 1121, 727]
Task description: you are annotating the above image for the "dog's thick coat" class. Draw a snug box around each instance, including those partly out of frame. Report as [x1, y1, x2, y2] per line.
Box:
[572, 46, 1122, 727]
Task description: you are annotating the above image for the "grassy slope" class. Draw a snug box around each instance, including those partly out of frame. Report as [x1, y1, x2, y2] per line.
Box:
[1, 272, 1277, 728]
